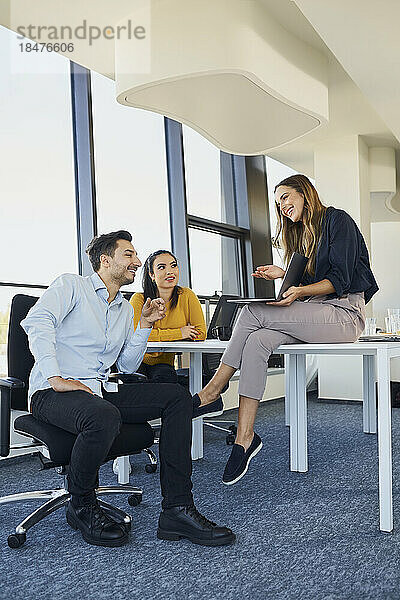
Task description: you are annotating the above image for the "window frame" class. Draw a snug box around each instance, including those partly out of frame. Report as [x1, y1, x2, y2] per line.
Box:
[0, 58, 276, 372]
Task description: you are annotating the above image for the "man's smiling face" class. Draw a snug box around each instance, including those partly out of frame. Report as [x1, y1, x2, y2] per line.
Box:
[105, 239, 142, 287]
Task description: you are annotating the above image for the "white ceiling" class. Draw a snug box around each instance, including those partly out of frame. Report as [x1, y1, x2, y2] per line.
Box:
[294, 0, 400, 145]
[259, 0, 330, 55]
[257, 0, 400, 175]
[0, 0, 398, 173]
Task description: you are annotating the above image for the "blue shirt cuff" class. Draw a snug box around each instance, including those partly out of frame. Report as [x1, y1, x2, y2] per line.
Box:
[137, 323, 152, 337]
[38, 357, 61, 381]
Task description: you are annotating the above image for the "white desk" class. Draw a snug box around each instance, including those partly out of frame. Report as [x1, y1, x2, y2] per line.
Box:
[148, 339, 400, 533]
[147, 340, 229, 460]
[279, 341, 400, 533]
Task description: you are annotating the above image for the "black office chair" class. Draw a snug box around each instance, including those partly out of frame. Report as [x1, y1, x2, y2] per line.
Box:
[0, 294, 156, 549]
[177, 295, 241, 444]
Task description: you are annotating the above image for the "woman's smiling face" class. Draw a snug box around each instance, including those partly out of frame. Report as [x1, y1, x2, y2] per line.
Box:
[275, 185, 305, 223]
[151, 253, 180, 292]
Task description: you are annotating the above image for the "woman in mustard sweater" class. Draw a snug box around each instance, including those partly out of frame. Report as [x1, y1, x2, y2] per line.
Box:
[130, 250, 207, 383]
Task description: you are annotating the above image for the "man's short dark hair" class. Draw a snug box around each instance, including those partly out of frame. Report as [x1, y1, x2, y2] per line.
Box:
[86, 230, 132, 272]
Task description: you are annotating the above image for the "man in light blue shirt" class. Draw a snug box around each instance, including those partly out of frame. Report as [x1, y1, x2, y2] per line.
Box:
[22, 230, 235, 548]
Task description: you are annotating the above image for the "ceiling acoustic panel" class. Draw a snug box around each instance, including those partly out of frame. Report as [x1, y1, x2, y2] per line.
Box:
[115, 0, 329, 155]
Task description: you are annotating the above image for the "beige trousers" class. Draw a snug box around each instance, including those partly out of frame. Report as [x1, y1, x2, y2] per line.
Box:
[222, 293, 366, 401]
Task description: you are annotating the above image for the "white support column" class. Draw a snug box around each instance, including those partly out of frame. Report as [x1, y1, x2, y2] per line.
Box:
[315, 135, 372, 402]
[190, 352, 203, 460]
[363, 354, 377, 434]
[376, 348, 393, 532]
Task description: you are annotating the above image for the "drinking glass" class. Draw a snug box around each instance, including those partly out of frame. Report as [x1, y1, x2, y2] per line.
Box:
[364, 317, 377, 336]
[385, 316, 392, 333]
[387, 309, 400, 334]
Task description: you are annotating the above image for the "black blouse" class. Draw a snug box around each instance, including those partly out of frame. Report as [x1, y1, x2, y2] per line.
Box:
[300, 206, 379, 304]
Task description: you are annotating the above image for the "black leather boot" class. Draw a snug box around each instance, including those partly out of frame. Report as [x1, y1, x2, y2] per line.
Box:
[66, 500, 129, 547]
[98, 501, 132, 533]
[157, 505, 236, 546]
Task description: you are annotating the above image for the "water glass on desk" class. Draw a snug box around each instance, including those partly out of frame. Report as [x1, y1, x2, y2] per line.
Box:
[386, 309, 400, 334]
[364, 317, 377, 336]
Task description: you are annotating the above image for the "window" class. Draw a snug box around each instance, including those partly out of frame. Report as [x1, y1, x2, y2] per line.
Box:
[183, 126, 228, 223]
[0, 26, 77, 286]
[188, 229, 243, 296]
[265, 156, 298, 269]
[179, 128, 248, 297]
[91, 72, 170, 293]
[0, 26, 76, 375]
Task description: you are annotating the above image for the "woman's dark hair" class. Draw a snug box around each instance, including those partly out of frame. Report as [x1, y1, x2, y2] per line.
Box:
[142, 250, 181, 309]
[86, 230, 132, 272]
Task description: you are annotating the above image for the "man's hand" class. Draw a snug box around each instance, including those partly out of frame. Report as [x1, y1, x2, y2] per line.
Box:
[266, 286, 303, 307]
[140, 297, 166, 328]
[181, 325, 200, 340]
[252, 265, 285, 280]
[48, 376, 94, 394]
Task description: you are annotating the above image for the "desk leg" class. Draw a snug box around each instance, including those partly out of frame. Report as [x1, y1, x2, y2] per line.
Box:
[113, 456, 131, 484]
[363, 355, 377, 434]
[377, 348, 393, 532]
[289, 354, 308, 472]
[284, 354, 291, 427]
[190, 352, 203, 461]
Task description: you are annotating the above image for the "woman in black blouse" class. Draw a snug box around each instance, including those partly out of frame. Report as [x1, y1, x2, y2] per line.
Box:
[193, 174, 379, 485]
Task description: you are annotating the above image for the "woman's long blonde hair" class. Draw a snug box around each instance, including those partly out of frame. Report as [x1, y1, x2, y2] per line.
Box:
[273, 174, 326, 277]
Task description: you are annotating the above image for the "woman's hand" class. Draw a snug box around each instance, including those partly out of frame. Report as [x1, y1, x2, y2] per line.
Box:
[266, 286, 303, 306]
[140, 297, 166, 328]
[181, 325, 200, 340]
[252, 265, 285, 280]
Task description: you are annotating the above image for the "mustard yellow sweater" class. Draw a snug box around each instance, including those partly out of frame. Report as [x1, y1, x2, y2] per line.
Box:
[130, 287, 207, 366]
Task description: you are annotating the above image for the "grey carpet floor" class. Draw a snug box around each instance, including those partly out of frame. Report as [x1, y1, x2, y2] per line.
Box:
[1, 394, 400, 600]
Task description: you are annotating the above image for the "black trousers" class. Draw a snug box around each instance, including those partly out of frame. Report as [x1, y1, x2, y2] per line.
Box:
[31, 382, 193, 509]
[137, 362, 178, 383]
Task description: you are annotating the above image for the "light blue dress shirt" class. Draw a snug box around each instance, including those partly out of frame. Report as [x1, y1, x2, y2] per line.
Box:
[21, 272, 151, 408]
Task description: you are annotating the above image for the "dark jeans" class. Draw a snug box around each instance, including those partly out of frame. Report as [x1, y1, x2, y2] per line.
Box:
[137, 362, 178, 383]
[31, 382, 193, 509]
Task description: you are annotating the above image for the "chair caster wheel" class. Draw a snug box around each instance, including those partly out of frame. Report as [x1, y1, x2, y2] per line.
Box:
[228, 424, 237, 435]
[145, 464, 157, 473]
[8, 532, 26, 549]
[226, 434, 236, 445]
[55, 466, 67, 475]
[128, 493, 142, 507]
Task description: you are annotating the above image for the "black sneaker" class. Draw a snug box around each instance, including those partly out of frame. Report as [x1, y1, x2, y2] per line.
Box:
[192, 394, 224, 419]
[222, 433, 263, 485]
[66, 500, 129, 547]
[157, 505, 236, 546]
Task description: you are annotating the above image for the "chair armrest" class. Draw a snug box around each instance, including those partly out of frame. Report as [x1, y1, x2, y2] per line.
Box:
[0, 379, 24, 457]
[0, 377, 25, 389]
[108, 372, 148, 384]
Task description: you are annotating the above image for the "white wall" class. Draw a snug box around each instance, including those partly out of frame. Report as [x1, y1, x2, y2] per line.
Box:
[371, 221, 400, 381]
[315, 137, 400, 399]
[315, 135, 370, 401]
[318, 356, 363, 401]
[314, 135, 371, 244]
